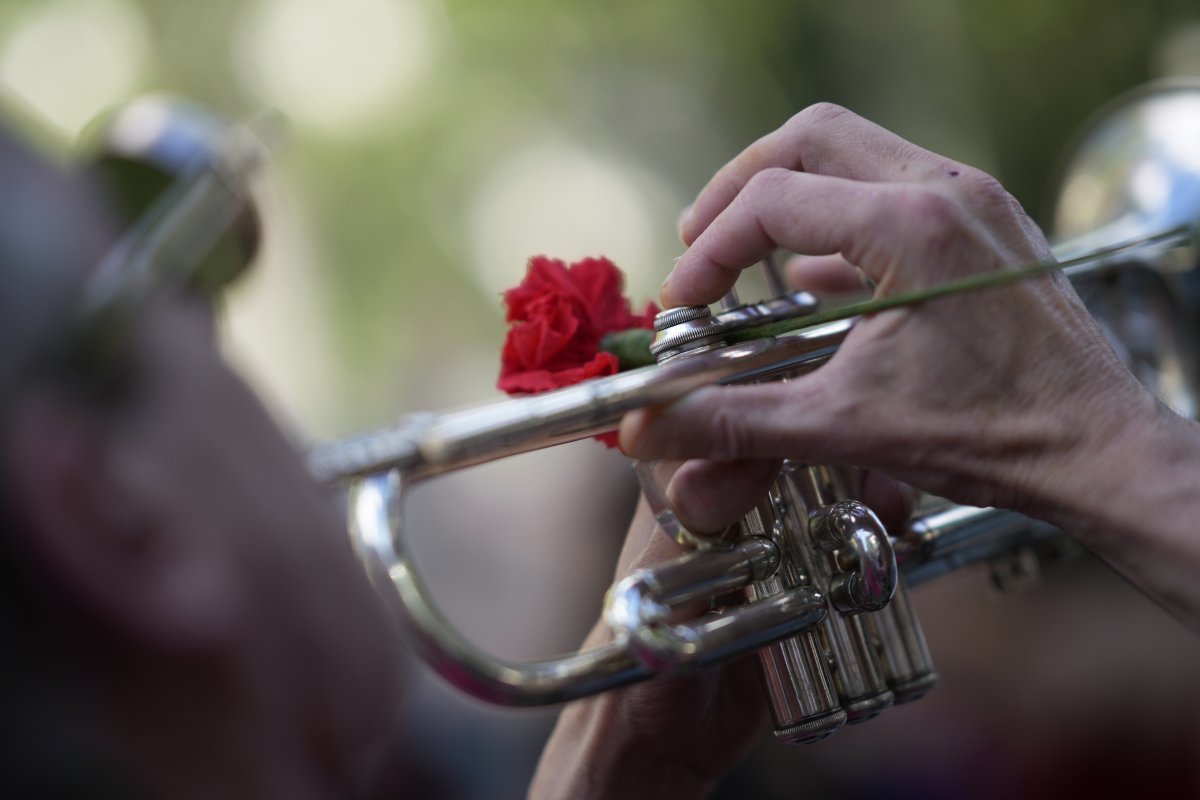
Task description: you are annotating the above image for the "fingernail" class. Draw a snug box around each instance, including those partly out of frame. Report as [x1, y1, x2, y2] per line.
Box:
[659, 274, 675, 307]
[677, 205, 695, 239]
[617, 412, 643, 457]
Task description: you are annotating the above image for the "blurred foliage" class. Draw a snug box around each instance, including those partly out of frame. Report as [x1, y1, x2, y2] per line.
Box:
[3, 0, 1196, 434]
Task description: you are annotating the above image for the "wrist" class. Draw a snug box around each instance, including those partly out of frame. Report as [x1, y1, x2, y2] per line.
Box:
[530, 695, 717, 800]
[1017, 392, 1200, 626]
[1026, 392, 1194, 531]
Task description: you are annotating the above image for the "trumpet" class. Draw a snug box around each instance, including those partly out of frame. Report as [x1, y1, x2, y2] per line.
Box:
[91, 81, 1200, 743]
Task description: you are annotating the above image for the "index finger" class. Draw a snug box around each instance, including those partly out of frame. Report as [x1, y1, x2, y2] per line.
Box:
[661, 170, 981, 307]
[680, 103, 956, 246]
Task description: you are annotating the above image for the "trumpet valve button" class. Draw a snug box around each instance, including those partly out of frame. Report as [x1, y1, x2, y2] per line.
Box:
[653, 305, 711, 331]
[650, 305, 733, 361]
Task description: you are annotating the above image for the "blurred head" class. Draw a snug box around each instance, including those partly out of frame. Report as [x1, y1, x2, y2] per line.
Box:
[0, 120, 400, 793]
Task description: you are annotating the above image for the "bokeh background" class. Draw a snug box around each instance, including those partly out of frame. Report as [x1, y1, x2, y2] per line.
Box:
[3, 0, 1200, 797]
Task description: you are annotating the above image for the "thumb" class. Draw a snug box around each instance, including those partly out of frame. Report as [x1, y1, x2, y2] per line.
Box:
[619, 378, 860, 465]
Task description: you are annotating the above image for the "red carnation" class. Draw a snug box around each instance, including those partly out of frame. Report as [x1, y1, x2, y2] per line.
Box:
[498, 255, 658, 447]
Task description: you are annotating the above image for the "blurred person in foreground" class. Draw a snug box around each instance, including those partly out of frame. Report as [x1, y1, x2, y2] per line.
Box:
[532, 104, 1200, 797]
[0, 111, 776, 797]
[0, 124, 410, 796]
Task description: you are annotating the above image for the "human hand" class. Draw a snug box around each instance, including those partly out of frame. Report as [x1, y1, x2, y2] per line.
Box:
[529, 498, 766, 800]
[620, 103, 1164, 528]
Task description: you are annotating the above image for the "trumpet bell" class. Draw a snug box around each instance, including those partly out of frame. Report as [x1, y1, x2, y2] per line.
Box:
[1054, 81, 1200, 419]
[1053, 79, 1200, 255]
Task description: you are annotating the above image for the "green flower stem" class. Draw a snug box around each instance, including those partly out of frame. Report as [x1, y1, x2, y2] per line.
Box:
[728, 257, 1065, 342]
[729, 224, 1192, 343]
[600, 328, 658, 370]
[602, 224, 1194, 367]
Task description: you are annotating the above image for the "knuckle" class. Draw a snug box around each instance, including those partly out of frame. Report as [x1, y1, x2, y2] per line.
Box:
[795, 101, 854, 129]
[954, 166, 1029, 219]
[899, 188, 971, 251]
[740, 167, 793, 209]
[743, 166, 791, 194]
[959, 167, 1003, 203]
[941, 165, 1053, 262]
[709, 399, 755, 460]
[904, 185, 958, 221]
[865, 186, 969, 257]
[782, 103, 856, 169]
[961, 166, 1007, 199]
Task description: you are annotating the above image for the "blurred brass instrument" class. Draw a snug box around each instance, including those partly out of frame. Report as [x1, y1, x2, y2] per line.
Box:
[91, 81, 1200, 742]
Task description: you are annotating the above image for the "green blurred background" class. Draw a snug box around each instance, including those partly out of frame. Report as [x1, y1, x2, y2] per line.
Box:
[4, 1, 1200, 797]
[3, 0, 1198, 439]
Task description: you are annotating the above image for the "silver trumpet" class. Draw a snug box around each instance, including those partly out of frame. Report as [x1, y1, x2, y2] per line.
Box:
[92, 81, 1200, 742]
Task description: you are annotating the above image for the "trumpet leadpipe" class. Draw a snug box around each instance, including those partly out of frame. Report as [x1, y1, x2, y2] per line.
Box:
[307, 317, 853, 484]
